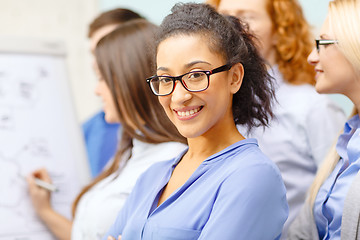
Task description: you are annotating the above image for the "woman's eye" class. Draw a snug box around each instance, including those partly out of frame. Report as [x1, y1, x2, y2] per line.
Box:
[238, 13, 256, 23]
[159, 77, 172, 83]
[189, 72, 203, 79]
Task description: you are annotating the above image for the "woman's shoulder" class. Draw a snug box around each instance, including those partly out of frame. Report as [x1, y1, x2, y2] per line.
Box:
[150, 141, 187, 162]
[214, 140, 287, 204]
[154, 141, 188, 153]
[275, 83, 345, 126]
[134, 152, 183, 184]
[133, 140, 187, 162]
[216, 139, 283, 179]
[279, 81, 342, 111]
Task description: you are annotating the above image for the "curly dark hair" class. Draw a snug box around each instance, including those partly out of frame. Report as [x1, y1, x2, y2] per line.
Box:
[207, 0, 316, 85]
[156, 3, 275, 130]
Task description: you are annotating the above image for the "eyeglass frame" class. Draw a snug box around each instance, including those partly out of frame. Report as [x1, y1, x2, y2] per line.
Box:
[146, 64, 232, 96]
[315, 39, 338, 53]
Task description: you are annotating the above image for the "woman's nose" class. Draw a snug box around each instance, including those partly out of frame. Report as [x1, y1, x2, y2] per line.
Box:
[94, 81, 102, 96]
[307, 48, 319, 66]
[171, 81, 192, 103]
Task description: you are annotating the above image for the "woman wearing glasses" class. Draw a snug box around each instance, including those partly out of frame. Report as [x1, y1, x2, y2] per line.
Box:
[105, 3, 288, 240]
[288, 0, 360, 239]
[207, 0, 347, 237]
[27, 19, 187, 240]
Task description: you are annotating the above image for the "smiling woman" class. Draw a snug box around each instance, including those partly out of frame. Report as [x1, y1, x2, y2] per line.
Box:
[104, 3, 288, 240]
[288, 0, 360, 239]
[207, 1, 346, 237]
[309, 22, 358, 95]
[26, 18, 188, 240]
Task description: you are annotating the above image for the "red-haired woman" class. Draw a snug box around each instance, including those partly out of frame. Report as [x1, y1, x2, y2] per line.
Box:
[208, 0, 346, 237]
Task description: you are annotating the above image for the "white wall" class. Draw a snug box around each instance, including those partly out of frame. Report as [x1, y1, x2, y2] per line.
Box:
[0, 0, 101, 122]
[299, 0, 330, 36]
[100, 0, 204, 25]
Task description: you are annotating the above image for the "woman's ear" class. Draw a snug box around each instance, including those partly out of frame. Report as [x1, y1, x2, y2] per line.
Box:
[229, 63, 244, 94]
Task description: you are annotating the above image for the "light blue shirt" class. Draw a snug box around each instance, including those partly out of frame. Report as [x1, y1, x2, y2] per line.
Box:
[104, 138, 288, 240]
[237, 66, 345, 239]
[82, 111, 120, 177]
[72, 139, 187, 239]
[314, 115, 360, 239]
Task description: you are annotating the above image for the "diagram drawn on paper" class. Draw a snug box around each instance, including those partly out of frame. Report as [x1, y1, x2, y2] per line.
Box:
[0, 40, 89, 240]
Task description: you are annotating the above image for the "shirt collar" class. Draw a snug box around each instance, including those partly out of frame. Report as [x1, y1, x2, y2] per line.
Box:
[344, 114, 360, 134]
[171, 138, 258, 167]
[336, 114, 360, 163]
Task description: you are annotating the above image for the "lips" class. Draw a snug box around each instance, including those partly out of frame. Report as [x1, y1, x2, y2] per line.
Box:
[314, 68, 323, 80]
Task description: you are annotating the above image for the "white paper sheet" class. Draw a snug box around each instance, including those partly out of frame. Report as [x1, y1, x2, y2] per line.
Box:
[0, 39, 90, 240]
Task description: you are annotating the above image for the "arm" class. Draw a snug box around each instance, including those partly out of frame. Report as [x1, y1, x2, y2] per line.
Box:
[287, 202, 319, 240]
[27, 168, 72, 240]
[101, 168, 146, 240]
[198, 163, 288, 240]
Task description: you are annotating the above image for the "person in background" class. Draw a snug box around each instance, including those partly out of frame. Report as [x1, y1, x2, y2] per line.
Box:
[288, 0, 360, 239]
[207, 0, 346, 236]
[105, 3, 288, 239]
[83, 8, 143, 178]
[27, 19, 187, 240]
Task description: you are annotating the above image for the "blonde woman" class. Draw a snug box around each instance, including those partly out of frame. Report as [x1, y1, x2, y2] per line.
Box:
[288, 0, 360, 239]
[207, 0, 346, 236]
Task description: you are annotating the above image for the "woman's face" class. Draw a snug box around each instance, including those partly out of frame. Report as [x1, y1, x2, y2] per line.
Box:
[91, 24, 121, 124]
[308, 16, 359, 101]
[156, 34, 242, 139]
[94, 71, 119, 123]
[218, 0, 277, 65]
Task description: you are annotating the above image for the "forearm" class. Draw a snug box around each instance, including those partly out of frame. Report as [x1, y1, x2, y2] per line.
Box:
[38, 208, 72, 240]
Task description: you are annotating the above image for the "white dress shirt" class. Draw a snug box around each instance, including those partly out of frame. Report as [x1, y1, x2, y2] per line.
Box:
[71, 138, 187, 240]
[238, 66, 346, 239]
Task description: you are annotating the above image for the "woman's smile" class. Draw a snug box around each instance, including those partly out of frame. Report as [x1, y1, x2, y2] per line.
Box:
[173, 106, 203, 120]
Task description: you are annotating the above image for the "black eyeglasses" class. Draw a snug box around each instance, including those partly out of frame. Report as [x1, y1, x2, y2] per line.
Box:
[315, 39, 338, 53]
[146, 64, 232, 96]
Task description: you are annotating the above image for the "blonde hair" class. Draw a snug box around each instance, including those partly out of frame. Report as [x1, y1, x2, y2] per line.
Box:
[308, 108, 358, 207]
[329, 0, 360, 76]
[207, 0, 316, 85]
[307, 0, 360, 208]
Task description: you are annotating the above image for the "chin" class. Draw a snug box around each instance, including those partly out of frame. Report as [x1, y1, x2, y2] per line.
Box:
[315, 82, 328, 94]
[177, 127, 205, 139]
[315, 84, 335, 95]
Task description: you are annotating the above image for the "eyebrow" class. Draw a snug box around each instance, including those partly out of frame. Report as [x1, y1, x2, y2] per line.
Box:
[236, 9, 256, 15]
[320, 34, 331, 39]
[157, 60, 212, 72]
[221, 9, 255, 15]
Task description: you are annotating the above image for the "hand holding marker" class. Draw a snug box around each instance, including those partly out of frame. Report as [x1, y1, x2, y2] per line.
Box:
[26, 168, 58, 223]
[34, 178, 58, 192]
[25, 168, 58, 192]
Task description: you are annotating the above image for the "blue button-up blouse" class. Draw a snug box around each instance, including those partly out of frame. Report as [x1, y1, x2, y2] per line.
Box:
[314, 114, 360, 239]
[103, 139, 288, 240]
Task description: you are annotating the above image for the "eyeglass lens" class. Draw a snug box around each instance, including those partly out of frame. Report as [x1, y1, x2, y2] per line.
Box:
[151, 71, 208, 95]
[315, 39, 338, 52]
